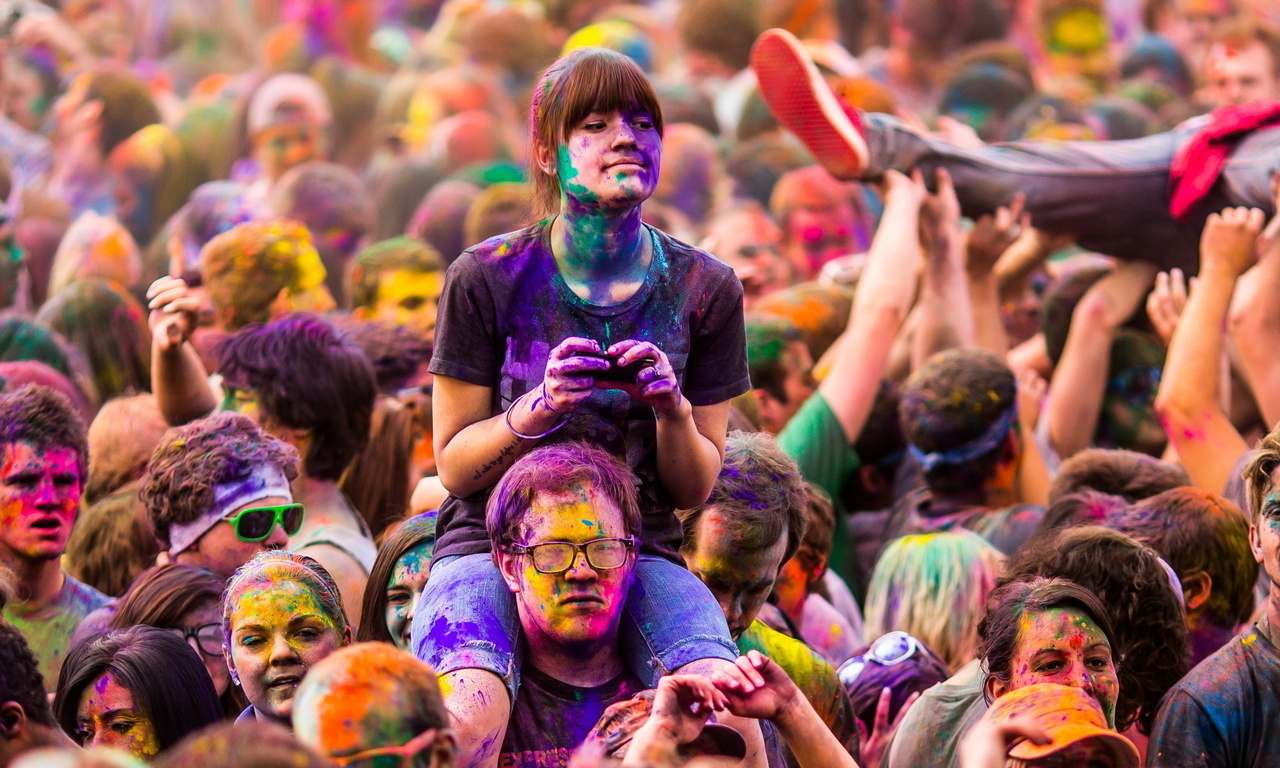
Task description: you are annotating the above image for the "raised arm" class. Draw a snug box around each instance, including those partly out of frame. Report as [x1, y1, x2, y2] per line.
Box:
[819, 170, 924, 443]
[147, 276, 218, 426]
[965, 195, 1028, 358]
[1045, 260, 1157, 460]
[1229, 191, 1280, 430]
[1155, 208, 1260, 493]
[911, 169, 974, 369]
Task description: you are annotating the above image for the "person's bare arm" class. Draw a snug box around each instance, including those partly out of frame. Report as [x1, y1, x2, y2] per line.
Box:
[820, 170, 925, 443]
[610, 339, 728, 509]
[147, 277, 218, 426]
[654, 400, 729, 508]
[1045, 260, 1157, 460]
[911, 169, 974, 369]
[993, 229, 1066, 303]
[1156, 209, 1260, 492]
[965, 195, 1027, 357]
[1015, 369, 1051, 505]
[1229, 189, 1280, 429]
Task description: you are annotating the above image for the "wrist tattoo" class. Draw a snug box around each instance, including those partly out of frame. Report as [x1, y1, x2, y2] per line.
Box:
[472, 437, 521, 481]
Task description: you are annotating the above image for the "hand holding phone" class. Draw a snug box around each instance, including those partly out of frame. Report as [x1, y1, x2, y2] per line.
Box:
[571, 350, 656, 385]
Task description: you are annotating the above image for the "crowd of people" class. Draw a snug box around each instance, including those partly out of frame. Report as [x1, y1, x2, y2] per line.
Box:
[0, 0, 1279, 766]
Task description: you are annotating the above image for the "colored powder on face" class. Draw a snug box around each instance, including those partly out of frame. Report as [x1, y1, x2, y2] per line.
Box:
[556, 144, 595, 203]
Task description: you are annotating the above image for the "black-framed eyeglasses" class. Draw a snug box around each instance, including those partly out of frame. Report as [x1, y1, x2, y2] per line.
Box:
[221, 503, 305, 542]
[166, 623, 224, 658]
[838, 631, 921, 687]
[506, 537, 635, 574]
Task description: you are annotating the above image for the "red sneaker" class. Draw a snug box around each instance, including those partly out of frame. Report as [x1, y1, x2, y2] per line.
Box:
[750, 28, 869, 179]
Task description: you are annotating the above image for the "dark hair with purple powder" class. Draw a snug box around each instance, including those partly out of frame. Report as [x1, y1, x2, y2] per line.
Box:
[678, 431, 809, 564]
[217, 312, 376, 482]
[139, 411, 299, 547]
[0, 383, 88, 481]
[1033, 489, 1130, 540]
[487, 441, 642, 551]
[338, 319, 431, 394]
[843, 634, 950, 734]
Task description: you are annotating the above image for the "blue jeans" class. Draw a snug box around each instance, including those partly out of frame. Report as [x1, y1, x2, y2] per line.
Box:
[409, 553, 739, 704]
[864, 113, 1280, 272]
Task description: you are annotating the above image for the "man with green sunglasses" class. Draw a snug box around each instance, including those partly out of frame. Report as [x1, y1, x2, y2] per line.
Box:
[140, 411, 303, 579]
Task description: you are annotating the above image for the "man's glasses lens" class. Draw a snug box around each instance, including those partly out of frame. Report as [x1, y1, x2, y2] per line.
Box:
[527, 539, 632, 573]
[282, 504, 304, 535]
[237, 508, 274, 539]
[228, 504, 305, 542]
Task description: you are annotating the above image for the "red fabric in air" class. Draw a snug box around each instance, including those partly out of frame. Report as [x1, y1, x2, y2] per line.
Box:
[1169, 100, 1280, 221]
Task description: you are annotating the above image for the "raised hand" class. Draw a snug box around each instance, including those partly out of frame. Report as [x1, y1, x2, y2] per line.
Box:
[957, 715, 1050, 768]
[879, 169, 928, 212]
[146, 276, 199, 352]
[967, 193, 1028, 278]
[645, 675, 729, 746]
[710, 651, 804, 723]
[1200, 207, 1265, 277]
[918, 168, 962, 251]
[855, 688, 921, 768]
[1146, 269, 1191, 346]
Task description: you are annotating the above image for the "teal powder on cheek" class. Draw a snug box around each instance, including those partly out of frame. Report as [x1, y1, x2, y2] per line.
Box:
[556, 144, 596, 203]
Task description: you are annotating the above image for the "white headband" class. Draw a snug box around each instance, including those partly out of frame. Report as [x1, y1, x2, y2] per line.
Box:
[167, 464, 294, 555]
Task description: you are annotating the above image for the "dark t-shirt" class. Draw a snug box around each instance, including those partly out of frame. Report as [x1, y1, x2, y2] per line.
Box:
[429, 220, 750, 561]
[1146, 620, 1280, 768]
[500, 663, 647, 768]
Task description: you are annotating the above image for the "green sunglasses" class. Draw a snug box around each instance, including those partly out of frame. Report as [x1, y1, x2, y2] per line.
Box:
[220, 503, 305, 543]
